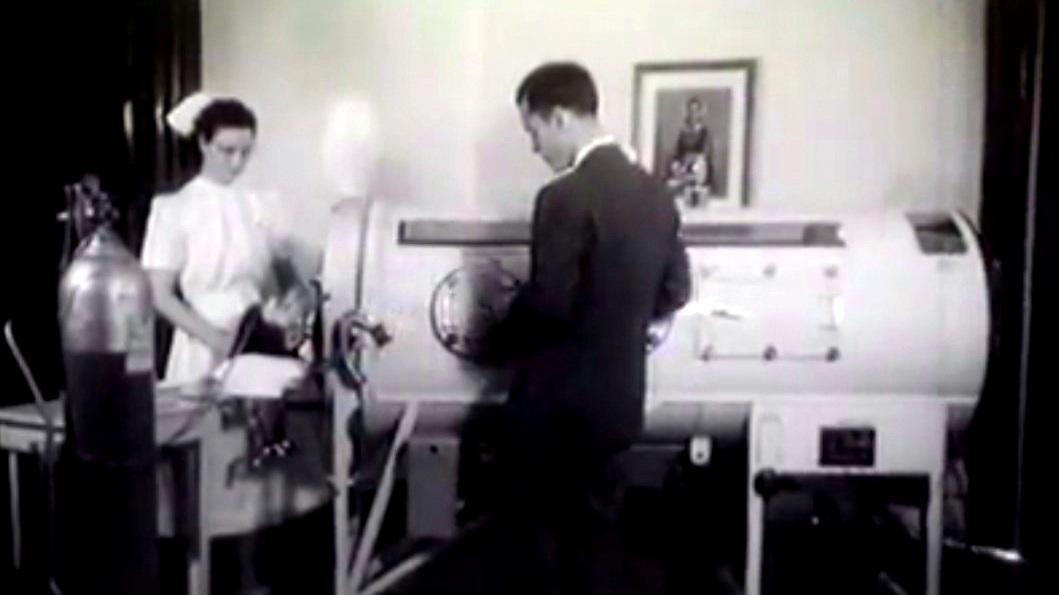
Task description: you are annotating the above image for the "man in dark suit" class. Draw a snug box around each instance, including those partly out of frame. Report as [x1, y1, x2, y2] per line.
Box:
[497, 62, 690, 594]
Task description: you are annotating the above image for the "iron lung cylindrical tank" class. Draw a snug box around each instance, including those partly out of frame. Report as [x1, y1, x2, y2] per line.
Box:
[57, 189, 159, 594]
[323, 203, 989, 439]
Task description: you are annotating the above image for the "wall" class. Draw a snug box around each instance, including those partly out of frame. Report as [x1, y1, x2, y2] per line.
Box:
[203, 0, 986, 257]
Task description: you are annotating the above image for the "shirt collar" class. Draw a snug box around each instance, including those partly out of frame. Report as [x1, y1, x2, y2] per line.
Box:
[572, 134, 618, 169]
[549, 135, 639, 182]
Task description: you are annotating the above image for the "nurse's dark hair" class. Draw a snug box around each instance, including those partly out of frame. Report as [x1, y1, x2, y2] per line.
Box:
[515, 62, 598, 117]
[195, 98, 257, 142]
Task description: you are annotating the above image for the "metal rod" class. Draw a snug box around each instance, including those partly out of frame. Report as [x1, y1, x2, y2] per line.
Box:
[359, 551, 434, 595]
[944, 538, 1027, 566]
[349, 401, 419, 593]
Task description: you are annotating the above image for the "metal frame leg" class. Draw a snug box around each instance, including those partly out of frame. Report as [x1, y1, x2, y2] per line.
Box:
[332, 378, 357, 595]
[188, 430, 213, 595]
[8, 451, 20, 571]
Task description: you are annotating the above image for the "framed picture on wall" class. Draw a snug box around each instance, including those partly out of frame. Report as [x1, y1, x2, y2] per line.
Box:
[633, 59, 755, 211]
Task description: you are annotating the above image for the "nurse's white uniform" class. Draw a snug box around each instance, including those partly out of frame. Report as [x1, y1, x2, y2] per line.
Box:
[142, 175, 326, 536]
[142, 175, 272, 382]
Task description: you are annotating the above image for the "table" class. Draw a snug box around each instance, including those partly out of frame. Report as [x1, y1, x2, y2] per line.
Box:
[0, 390, 218, 595]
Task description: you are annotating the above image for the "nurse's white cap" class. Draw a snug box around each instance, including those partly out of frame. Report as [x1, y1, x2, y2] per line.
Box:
[165, 91, 215, 138]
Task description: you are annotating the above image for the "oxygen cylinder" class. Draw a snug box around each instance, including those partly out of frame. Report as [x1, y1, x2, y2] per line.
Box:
[59, 225, 155, 463]
[57, 180, 159, 594]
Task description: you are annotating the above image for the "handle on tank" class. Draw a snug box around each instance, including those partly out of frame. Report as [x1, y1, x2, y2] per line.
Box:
[331, 310, 393, 390]
[752, 468, 801, 500]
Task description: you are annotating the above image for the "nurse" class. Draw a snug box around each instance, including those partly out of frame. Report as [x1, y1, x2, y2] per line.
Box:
[142, 92, 292, 383]
[142, 93, 327, 591]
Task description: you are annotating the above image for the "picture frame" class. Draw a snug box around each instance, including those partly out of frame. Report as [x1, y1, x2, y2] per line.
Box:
[632, 59, 756, 210]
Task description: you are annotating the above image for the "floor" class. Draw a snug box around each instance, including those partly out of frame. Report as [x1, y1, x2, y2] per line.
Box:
[380, 485, 745, 595]
[4, 460, 1034, 594]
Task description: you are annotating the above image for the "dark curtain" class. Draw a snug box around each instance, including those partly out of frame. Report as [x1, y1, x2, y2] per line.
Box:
[970, 0, 1052, 589]
[1, 0, 200, 399]
[126, 0, 204, 374]
[1, 0, 201, 588]
[126, 0, 203, 254]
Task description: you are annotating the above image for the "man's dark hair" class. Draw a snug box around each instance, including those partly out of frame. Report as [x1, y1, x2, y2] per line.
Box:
[195, 98, 257, 142]
[516, 62, 598, 117]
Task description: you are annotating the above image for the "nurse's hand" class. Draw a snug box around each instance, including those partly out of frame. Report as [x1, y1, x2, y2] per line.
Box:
[262, 292, 311, 351]
[148, 268, 240, 359]
[206, 329, 237, 357]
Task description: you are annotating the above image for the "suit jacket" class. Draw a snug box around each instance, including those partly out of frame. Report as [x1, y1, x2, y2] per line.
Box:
[503, 144, 691, 450]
